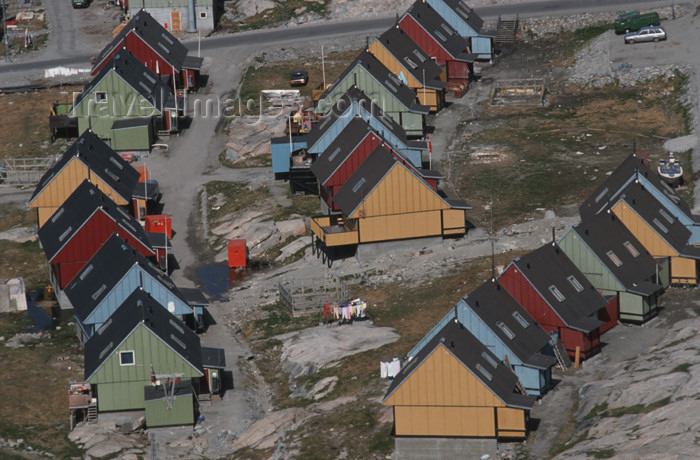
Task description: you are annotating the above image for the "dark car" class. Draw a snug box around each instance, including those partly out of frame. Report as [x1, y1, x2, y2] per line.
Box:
[289, 70, 309, 87]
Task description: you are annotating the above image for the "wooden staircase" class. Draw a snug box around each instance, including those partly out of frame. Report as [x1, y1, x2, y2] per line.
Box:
[496, 14, 519, 44]
[87, 402, 98, 424]
[551, 339, 570, 371]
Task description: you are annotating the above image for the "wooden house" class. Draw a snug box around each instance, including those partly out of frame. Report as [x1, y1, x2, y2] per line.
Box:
[580, 153, 700, 285]
[70, 49, 181, 150]
[83, 289, 203, 415]
[28, 131, 140, 227]
[310, 117, 441, 213]
[315, 50, 430, 137]
[65, 234, 199, 343]
[37, 180, 156, 290]
[399, 1, 478, 96]
[91, 9, 203, 92]
[383, 320, 536, 438]
[368, 25, 448, 111]
[560, 212, 665, 323]
[425, 0, 496, 61]
[310, 146, 469, 251]
[409, 280, 557, 397]
[129, 1, 216, 33]
[498, 243, 615, 358]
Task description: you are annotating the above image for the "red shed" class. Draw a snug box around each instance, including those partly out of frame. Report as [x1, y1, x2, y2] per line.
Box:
[37, 181, 155, 289]
[498, 243, 616, 359]
[310, 117, 441, 212]
[90, 9, 203, 92]
[145, 214, 172, 239]
[399, 1, 477, 95]
[228, 240, 247, 268]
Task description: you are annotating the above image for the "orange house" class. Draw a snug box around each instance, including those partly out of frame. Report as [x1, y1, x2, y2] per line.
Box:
[383, 321, 536, 439]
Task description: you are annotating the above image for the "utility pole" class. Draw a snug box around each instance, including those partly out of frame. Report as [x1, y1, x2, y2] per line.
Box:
[3, 0, 8, 63]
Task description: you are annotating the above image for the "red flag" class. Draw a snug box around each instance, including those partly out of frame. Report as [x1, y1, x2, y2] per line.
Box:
[428, 134, 432, 154]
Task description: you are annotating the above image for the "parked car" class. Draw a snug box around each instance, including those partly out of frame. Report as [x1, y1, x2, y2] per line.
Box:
[615, 11, 660, 34]
[289, 70, 309, 87]
[624, 26, 667, 44]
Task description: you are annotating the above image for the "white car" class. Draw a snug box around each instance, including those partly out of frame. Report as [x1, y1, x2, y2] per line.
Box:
[624, 26, 667, 44]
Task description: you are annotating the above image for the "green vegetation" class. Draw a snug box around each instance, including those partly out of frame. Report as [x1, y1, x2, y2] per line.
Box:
[203, 180, 271, 225]
[585, 402, 609, 420]
[604, 397, 671, 417]
[671, 363, 692, 373]
[587, 448, 616, 458]
[548, 428, 588, 458]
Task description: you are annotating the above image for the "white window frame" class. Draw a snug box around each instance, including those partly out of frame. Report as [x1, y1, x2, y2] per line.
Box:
[95, 91, 108, 103]
[549, 285, 565, 302]
[119, 350, 135, 366]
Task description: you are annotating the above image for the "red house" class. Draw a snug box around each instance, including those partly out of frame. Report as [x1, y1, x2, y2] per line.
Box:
[310, 117, 442, 212]
[38, 180, 157, 289]
[90, 9, 203, 92]
[399, 0, 477, 96]
[498, 243, 618, 359]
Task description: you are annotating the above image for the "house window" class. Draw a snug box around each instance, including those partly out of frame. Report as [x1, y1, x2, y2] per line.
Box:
[95, 91, 107, 103]
[476, 363, 493, 381]
[512, 311, 529, 328]
[119, 350, 135, 366]
[496, 321, 516, 339]
[434, 30, 447, 42]
[412, 49, 427, 62]
[594, 187, 608, 203]
[352, 177, 366, 193]
[623, 241, 640, 257]
[659, 208, 674, 224]
[403, 56, 418, 69]
[549, 285, 565, 302]
[567, 275, 584, 292]
[384, 80, 398, 93]
[200, 11, 207, 19]
[653, 218, 669, 234]
[328, 147, 342, 162]
[606, 250, 623, 267]
[92, 284, 107, 300]
[481, 351, 498, 368]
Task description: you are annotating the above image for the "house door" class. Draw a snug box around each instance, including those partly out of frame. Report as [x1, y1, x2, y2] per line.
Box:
[170, 11, 181, 31]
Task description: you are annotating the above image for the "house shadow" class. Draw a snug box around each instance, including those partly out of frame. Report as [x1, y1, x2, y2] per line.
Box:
[221, 370, 234, 395]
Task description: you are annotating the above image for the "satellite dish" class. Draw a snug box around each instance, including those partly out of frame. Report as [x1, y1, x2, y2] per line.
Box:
[168, 301, 175, 313]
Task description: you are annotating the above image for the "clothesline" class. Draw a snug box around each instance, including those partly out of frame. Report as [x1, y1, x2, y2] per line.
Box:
[320, 298, 370, 326]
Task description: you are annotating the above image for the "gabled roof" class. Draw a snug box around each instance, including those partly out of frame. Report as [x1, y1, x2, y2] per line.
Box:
[72, 49, 177, 115]
[464, 280, 558, 370]
[371, 26, 448, 90]
[318, 50, 430, 115]
[506, 243, 607, 333]
[38, 180, 154, 262]
[570, 212, 662, 296]
[383, 321, 536, 410]
[84, 288, 203, 382]
[310, 117, 375, 184]
[580, 154, 697, 222]
[92, 9, 190, 73]
[332, 145, 397, 216]
[29, 130, 140, 205]
[307, 86, 424, 153]
[615, 182, 700, 259]
[403, 1, 478, 62]
[66, 234, 187, 323]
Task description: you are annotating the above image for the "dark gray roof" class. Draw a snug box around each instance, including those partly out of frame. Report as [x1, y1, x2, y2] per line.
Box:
[445, 198, 471, 209]
[38, 180, 153, 262]
[463, 280, 557, 370]
[310, 117, 375, 185]
[383, 321, 536, 410]
[30, 130, 139, 205]
[580, 154, 695, 221]
[144, 378, 194, 402]
[132, 180, 160, 200]
[73, 49, 176, 115]
[332, 145, 397, 217]
[306, 86, 415, 153]
[372, 26, 448, 90]
[66, 234, 186, 324]
[92, 9, 189, 73]
[508, 243, 607, 333]
[179, 287, 209, 308]
[201, 347, 226, 369]
[111, 117, 153, 130]
[615, 182, 700, 259]
[318, 50, 430, 115]
[84, 288, 203, 382]
[438, 0, 485, 34]
[404, 1, 478, 62]
[182, 55, 204, 70]
[572, 212, 663, 296]
[146, 232, 172, 250]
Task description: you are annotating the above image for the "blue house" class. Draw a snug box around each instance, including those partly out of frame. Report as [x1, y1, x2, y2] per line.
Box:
[409, 279, 557, 396]
[425, 0, 496, 61]
[65, 234, 200, 343]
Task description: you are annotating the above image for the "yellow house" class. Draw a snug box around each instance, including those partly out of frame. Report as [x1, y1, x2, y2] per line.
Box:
[368, 26, 447, 112]
[310, 146, 469, 249]
[611, 183, 700, 285]
[28, 131, 140, 227]
[383, 321, 536, 438]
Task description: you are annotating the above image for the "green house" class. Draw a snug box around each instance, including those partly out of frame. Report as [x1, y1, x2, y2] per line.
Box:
[315, 50, 429, 137]
[559, 212, 665, 324]
[70, 49, 180, 152]
[84, 289, 203, 415]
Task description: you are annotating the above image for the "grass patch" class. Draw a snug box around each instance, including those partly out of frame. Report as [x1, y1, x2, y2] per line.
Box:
[604, 396, 671, 417]
[671, 363, 692, 373]
[203, 180, 271, 227]
[587, 448, 616, 458]
[273, 193, 320, 221]
[555, 24, 612, 65]
[584, 402, 608, 420]
[548, 428, 588, 458]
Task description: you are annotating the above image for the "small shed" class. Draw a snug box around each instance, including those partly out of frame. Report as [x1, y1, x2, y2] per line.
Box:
[200, 346, 226, 397]
[110, 117, 154, 153]
[559, 212, 664, 323]
[144, 379, 196, 428]
[498, 243, 612, 358]
[315, 51, 430, 137]
[383, 320, 536, 439]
